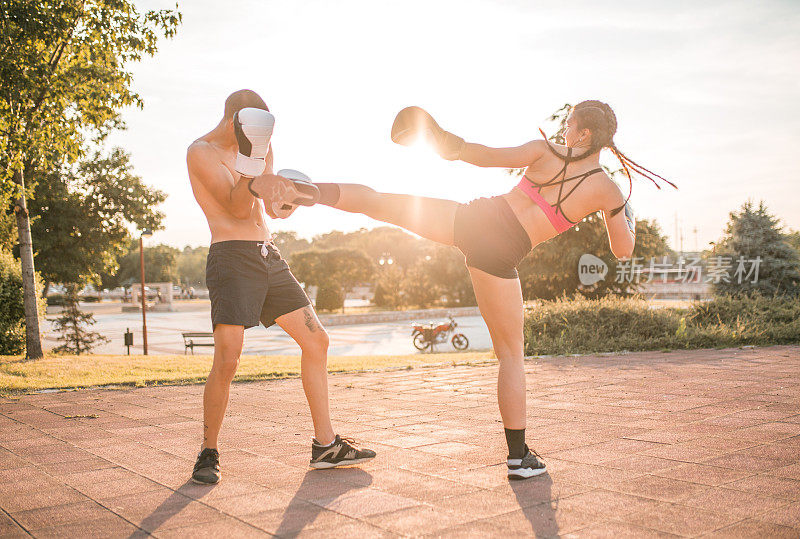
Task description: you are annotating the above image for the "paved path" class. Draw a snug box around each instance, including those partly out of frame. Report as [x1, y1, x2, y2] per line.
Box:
[1, 346, 799, 537]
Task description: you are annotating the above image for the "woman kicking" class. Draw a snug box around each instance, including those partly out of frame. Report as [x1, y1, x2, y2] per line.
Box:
[304, 101, 672, 479]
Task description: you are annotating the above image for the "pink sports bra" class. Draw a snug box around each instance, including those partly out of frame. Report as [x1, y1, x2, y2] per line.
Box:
[516, 147, 603, 233]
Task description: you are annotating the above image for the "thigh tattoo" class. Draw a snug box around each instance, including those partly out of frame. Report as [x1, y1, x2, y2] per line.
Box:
[303, 306, 318, 333]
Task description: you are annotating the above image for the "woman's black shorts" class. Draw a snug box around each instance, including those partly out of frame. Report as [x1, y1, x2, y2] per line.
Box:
[206, 240, 311, 329]
[454, 196, 532, 279]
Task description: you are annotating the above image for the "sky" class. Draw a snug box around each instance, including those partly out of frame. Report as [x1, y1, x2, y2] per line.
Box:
[108, 0, 800, 252]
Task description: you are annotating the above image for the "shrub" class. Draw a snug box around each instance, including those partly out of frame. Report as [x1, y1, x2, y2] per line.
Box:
[315, 284, 344, 312]
[0, 249, 26, 354]
[524, 295, 680, 356]
[524, 294, 800, 356]
[686, 293, 800, 346]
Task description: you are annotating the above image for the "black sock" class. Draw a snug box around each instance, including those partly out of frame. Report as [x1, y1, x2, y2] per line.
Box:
[317, 183, 340, 206]
[505, 428, 526, 459]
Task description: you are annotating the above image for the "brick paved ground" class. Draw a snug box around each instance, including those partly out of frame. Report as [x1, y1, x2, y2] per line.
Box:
[1, 345, 799, 538]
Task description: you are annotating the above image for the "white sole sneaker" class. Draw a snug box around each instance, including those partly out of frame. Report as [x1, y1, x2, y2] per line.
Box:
[309, 456, 375, 469]
[507, 449, 548, 480]
[507, 465, 548, 480]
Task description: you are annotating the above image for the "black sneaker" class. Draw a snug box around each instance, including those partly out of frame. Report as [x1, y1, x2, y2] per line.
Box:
[310, 435, 376, 469]
[192, 448, 221, 484]
[507, 445, 547, 480]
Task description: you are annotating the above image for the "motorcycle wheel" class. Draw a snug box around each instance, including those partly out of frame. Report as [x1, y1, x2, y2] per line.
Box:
[413, 333, 430, 351]
[451, 333, 469, 350]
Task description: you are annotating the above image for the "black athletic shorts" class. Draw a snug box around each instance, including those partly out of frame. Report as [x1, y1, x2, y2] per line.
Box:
[454, 196, 532, 279]
[206, 240, 311, 329]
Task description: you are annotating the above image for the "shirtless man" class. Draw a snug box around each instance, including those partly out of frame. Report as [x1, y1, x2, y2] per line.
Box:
[186, 89, 375, 484]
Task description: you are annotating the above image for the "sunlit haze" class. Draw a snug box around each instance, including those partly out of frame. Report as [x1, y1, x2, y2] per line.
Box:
[109, 0, 800, 251]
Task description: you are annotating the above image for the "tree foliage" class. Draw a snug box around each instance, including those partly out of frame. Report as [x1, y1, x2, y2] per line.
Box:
[176, 245, 209, 288]
[0, 0, 180, 358]
[311, 227, 426, 269]
[0, 1, 182, 198]
[372, 264, 404, 309]
[519, 215, 671, 300]
[290, 248, 375, 311]
[712, 201, 800, 296]
[271, 231, 310, 260]
[786, 230, 800, 257]
[103, 241, 179, 288]
[422, 244, 476, 306]
[29, 147, 166, 287]
[0, 209, 15, 251]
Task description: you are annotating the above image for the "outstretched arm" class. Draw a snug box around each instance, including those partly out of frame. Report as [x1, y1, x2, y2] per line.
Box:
[390, 107, 544, 169]
[459, 139, 545, 169]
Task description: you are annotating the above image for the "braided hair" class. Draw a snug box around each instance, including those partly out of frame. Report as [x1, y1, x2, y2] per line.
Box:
[540, 100, 676, 216]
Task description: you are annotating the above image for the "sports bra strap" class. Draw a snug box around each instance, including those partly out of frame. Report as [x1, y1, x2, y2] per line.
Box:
[523, 148, 605, 224]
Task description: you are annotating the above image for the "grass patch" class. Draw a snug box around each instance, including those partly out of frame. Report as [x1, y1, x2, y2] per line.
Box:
[0, 351, 494, 394]
[525, 293, 800, 356]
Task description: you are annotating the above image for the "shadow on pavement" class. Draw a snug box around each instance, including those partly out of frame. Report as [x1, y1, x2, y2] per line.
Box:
[133, 481, 196, 537]
[275, 468, 373, 537]
[510, 474, 558, 537]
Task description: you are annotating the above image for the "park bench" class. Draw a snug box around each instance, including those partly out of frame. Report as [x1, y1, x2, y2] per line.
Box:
[182, 332, 214, 355]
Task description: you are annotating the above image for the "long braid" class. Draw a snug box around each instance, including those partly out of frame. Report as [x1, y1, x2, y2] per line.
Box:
[541, 100, 676, 215]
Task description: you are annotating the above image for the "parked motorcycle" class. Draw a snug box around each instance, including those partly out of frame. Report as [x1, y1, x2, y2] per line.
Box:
[411, 316, 469, 352]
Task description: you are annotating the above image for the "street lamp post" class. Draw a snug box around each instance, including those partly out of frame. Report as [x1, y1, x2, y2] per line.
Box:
[139, 229, 153, 355]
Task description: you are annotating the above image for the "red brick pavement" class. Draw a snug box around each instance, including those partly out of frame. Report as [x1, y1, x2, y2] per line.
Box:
[1, 345, 799, 537]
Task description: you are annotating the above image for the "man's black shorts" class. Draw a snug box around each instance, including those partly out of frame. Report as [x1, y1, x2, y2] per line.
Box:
[206, 240, 311, 329]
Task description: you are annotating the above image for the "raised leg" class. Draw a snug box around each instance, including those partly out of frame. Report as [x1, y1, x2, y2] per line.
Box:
[330, 184, 459, 245]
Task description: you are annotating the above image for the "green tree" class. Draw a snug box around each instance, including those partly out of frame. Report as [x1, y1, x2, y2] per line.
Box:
[424, 244, 476, 306]
[51, 284, 109, 354]
[786, 230, 800, 256]
[519, 215, 672, 300]
[373, 264, 404, 309]
[272, 231, 310, 260]
[0, 210, 16, 251]
[712, 201, 800, 296]
[312, 227, 425, 269]
[0, 1, 180, 358]
[107, 241, 179, 288]
[399, 264, 438, 308]
[30, 148, 166, 294]
[175, 245, 209, 288]
[291, 248, 375, 312]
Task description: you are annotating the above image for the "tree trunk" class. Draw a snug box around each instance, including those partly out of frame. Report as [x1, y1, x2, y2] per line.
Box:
[13, 169, 44, 359]
[42, 280, 51, 299]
